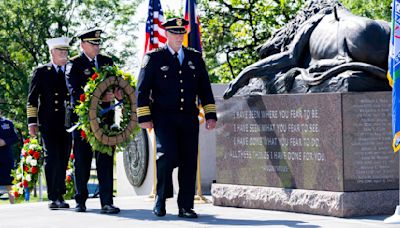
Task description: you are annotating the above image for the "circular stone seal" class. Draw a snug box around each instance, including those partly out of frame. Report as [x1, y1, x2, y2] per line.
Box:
[123, 129, 149, 187]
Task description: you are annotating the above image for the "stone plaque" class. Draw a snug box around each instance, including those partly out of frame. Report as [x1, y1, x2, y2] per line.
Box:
[216, 92, 398, 191]
[123, 129, 149, 187]
[342, 92, 398, 191]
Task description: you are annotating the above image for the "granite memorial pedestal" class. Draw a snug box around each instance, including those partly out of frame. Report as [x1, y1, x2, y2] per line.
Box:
[212, 92, 399, 217]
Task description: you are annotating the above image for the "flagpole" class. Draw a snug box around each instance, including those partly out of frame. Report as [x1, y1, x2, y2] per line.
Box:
[384, 0, 400, 224]
[145, 128, 157, 201]
[142, 0, 166, 200]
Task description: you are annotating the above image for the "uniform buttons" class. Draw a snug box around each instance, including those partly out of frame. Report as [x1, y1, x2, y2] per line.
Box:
[181, 89, 184, 92]
[180, 80, 183, 83]
[55, 109, 58, 111]
[181, 98, 184, 102]
[67, 93, 70, 96]
[164, 75, 167, 78]
[179, 70, 182, 74]
[180, 107, 183, 111]
[55, 93, 58, 96]
[55, 100, 58, 104]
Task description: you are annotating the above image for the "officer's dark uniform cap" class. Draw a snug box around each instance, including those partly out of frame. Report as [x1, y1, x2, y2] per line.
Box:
[162, 18, 189, 34]
[77, 29, 103, 45]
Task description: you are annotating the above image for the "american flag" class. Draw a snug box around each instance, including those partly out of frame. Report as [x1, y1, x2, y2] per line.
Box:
[144, 0, 167, 55]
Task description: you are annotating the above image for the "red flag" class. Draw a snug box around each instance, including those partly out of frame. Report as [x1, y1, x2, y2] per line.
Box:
[184, 0, 202, 52]
[144, 0, 167, 55]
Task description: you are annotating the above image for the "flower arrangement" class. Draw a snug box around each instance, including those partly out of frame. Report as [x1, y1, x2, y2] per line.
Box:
[74, 65, 139, 155]
[10, 138, 44, 202]
[64, 153, 75, 200]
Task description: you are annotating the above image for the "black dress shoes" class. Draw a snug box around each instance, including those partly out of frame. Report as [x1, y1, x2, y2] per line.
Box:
[153, 196, 166, 217]
[75, 203, 87, 212]
[178, 208, 198, 218]
[48, 201, 58, 210]
[100, 205, 121, 214]
[57, 200, 70, 209]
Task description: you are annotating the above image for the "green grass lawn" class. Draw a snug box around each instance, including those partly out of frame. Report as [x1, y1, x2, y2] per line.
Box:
[0, 192, 48, 205]
[1, 164, 118, 206]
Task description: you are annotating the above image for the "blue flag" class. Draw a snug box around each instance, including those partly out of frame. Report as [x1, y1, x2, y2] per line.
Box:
[389, 0, 400, 152]
[184, 0, 202, 52]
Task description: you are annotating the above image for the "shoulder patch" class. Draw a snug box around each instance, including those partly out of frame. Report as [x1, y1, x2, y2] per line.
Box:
[141, 55, 150, 68]
[65, 62, 73, 75]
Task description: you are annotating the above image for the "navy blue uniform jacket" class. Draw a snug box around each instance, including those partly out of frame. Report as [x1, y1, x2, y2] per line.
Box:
[136, 46, 217, 122]
[27, 63, 69, 130]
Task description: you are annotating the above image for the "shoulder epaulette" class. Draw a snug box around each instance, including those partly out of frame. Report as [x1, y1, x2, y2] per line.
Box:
[0, 117, 10, 122]
[100, 53, 112, 59]
[69, 55, 80, 61]
[35, 63, 52, 71]
[148, 47, 164, 54]
[186, 47, 200, 53]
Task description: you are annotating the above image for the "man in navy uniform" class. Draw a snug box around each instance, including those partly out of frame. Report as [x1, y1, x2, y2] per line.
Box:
[0, 114, 19, 204]
[136, 18, 217, 218]
[65, 29, 120, 214]
[27, 37, 72, 209]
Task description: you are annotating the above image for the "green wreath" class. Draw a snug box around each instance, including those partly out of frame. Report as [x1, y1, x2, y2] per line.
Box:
[75, 66, 139, 155]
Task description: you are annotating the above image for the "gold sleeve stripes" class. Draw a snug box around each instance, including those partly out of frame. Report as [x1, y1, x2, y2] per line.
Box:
[27, 105, 38, 118]
[203, 104, 216, 114]
[137, 106, 151, 117]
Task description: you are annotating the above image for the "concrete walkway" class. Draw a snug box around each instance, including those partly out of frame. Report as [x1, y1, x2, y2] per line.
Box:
[1, 196, 399, 228]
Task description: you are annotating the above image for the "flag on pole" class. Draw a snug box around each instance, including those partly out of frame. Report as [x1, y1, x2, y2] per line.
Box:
[183, 0, 202, 52]
[389, 0, 400, 153]
[144, 0, 167, 55]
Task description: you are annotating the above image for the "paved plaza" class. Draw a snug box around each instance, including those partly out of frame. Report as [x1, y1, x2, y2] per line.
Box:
[1, 196, 400, 228]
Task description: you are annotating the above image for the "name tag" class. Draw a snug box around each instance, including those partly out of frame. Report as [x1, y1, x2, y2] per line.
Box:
[188, 61, 195, 69]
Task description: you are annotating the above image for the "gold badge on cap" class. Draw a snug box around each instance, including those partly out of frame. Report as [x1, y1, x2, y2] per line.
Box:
[176, 19, 182, 26]
[95, 31, 101, 38]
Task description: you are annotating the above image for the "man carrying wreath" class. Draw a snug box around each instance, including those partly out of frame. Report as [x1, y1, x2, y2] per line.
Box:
[65, 29, 121, 214]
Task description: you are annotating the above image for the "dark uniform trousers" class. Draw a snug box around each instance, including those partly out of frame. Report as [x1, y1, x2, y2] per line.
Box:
[136, 46, 217, 210]
[27, 63, 72, 202]
[154, 113, 199, 209]
[72, 132, 114, 206]
[0, 117, 19, 186]
[65, 53, 115, 207]
[41, 129, 71, 201]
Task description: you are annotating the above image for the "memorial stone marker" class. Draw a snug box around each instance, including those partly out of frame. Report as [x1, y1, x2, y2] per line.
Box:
[213, 92, 399, 217]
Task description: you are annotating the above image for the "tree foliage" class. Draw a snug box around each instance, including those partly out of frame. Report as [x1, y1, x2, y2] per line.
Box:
[0, 0, 142, 130]
[341, 0, 392, 22]
[199, 0, 304, 83]
[199, 0, 392, 83]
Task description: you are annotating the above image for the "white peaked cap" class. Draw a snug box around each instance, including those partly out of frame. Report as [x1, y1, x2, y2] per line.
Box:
[46, 37, 71, 50]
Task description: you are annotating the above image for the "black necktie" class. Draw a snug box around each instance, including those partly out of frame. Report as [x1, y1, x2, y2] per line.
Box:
[173, 52, 180, 67]
[90, 60, 96, 69]
[57, 66, 64, 76]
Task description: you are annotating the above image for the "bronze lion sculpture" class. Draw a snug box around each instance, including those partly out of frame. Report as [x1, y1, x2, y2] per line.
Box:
[223, 0, 391, 99]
